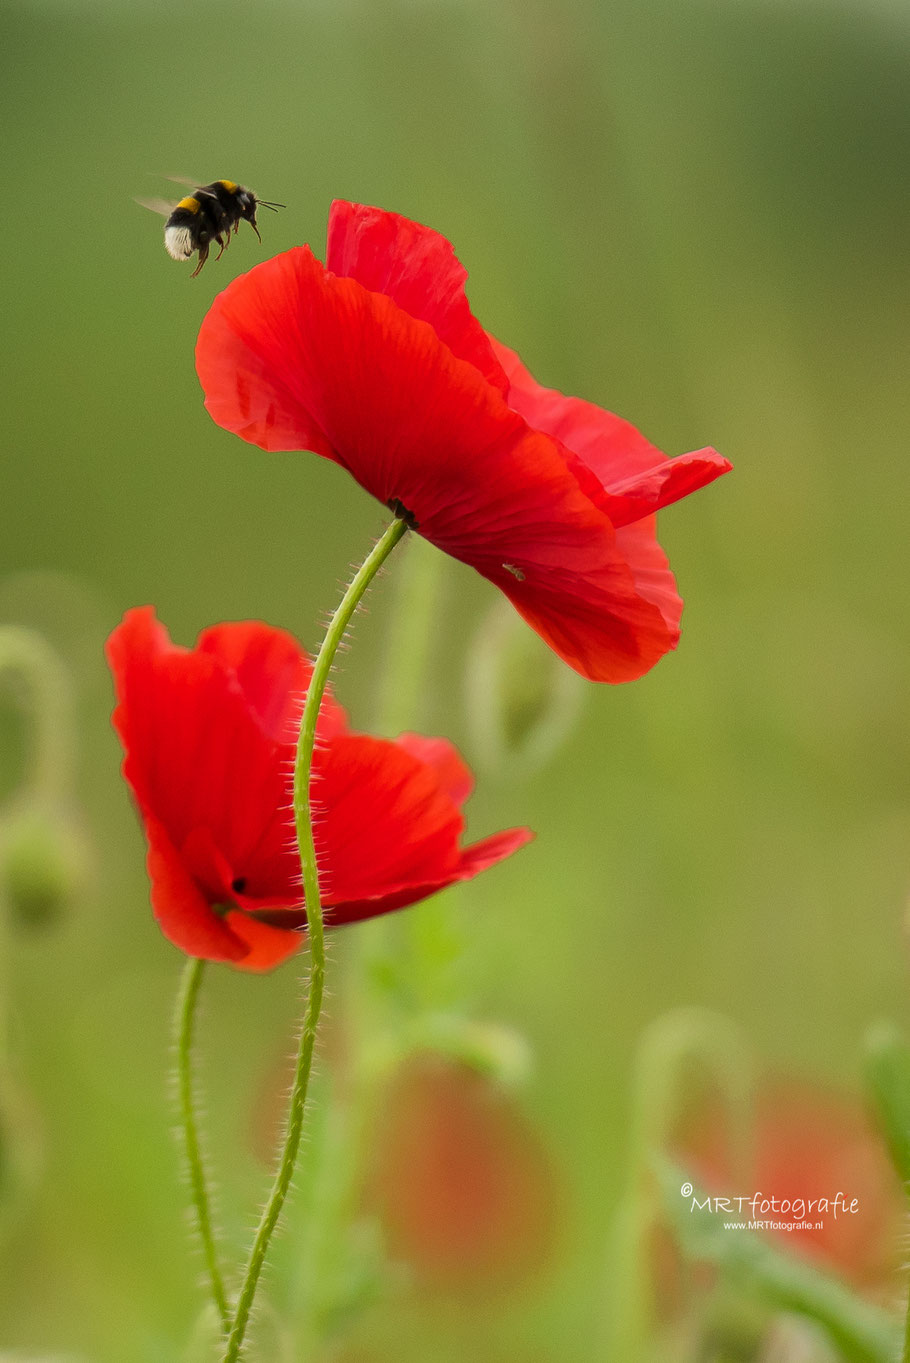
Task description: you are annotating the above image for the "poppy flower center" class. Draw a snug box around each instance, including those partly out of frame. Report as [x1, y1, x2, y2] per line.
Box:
[387, 497, 419, 530]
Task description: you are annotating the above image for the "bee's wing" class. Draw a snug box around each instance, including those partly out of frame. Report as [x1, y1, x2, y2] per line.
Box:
[163, 176, 218, 200]
[135, 196, 178, 217]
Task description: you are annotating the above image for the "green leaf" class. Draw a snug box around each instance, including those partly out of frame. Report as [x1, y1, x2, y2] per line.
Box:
[864, 1021, 910, 1192]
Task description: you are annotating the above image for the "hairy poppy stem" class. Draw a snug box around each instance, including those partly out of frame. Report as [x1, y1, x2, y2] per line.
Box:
[222, 516, 409, 1363]
[174, 956, 231, 1334]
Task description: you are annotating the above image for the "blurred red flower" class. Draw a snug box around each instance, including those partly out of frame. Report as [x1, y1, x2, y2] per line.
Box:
[369, 1056, 558, 1292]
[195, 201, 731, 683]
[752, 1083, 903, 1288]
[106, 608, 531, 971]
[676, 1081, 904, 1291]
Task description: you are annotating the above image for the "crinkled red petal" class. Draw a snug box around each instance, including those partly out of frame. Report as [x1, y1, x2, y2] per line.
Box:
[145, 815, 302, 970]
[593, 448, 732, 528]
[106, 607, 299, 901]
[486, 561, 678, 682]
[455, 825, 535, 877]
[108, 607, 529, 966]
[612, 517, 683, 633]
[326, 200, 508, 395]
[393, 732, 475, 807]
[196, 251, 674, 681]
[143, 813, 247, 963]
[221, 910, 303, 972]
[197, 619, 347, 744]
[325, 825, 533, 928]
[491, 337, 732, 526]
[313, 733, 464, 905]
[492, 336, 668, 484]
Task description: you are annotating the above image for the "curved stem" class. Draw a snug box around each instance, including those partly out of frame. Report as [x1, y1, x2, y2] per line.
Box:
[222, 516, 409, 1363]
[0, 626, 75, 803]
[175, 957, 231, 1334]
[0, 626, 76, 1063]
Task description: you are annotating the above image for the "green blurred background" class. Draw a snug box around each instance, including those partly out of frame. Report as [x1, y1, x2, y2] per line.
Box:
[2, 0, 909, 1357]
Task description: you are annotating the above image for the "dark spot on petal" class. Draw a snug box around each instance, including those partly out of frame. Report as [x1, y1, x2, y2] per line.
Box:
[231, 876, 247, 894]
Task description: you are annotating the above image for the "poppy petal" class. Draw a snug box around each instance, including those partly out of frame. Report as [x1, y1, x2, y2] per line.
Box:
[326, 825, 533, 927]
[197, 247, 583, 538]
[106, 607, 293, 883]
[197, 251, 672, 681]
[143, 814, 246, 963]
[222, 910, 304, 972]
[491, 337, 665, 482]
[491, 338, 732, 525]
[108, 607, 532, 968]
[455, 825, 535, 877]
[613, 517, 683, 633]
[325, 200, 508, 394]
[591, 448, 733, 529]
[195, 251, 338, 456]
[470, 548, 677, 683]
[393, 733, 475, 807]
[314, 733, 463, 905]
[196, 620, 347, 744]
[146, 815, 302, 970]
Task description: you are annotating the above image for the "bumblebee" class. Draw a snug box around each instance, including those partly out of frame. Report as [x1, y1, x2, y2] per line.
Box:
[139, 179, 283, 277]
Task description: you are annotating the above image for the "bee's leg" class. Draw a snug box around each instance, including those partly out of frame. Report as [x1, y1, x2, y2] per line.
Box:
[233, 220, 240, 235]
[214, 233, 229, 261]
[190, 243, 210, 278]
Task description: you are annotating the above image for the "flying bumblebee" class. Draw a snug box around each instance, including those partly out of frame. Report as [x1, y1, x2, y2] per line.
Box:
[137, 179, 284, 277]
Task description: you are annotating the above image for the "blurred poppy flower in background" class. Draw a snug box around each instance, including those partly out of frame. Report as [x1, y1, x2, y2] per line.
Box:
[196, 201, 731, 683]
[752, 1083, 903, 1290]
[106, 608, 531, 971]
[368, 1055, 558, 1292]
[675, 1080, 904, 1292]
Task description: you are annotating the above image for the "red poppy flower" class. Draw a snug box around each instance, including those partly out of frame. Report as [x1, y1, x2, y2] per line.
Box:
[195, 200, 731, 683]
[106, 607, 531, 971]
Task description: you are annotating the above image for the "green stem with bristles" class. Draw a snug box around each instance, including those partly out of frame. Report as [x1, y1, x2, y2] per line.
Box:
[221, 517, 409, 1363]
[174, 957, 231, 1334]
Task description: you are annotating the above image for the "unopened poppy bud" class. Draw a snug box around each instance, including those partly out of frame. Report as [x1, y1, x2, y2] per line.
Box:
[0, 805, 87, 930]
[465, 599, 585, 776]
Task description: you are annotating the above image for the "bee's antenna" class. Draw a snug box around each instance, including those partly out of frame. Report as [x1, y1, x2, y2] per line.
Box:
[256, 200, 285, 212]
